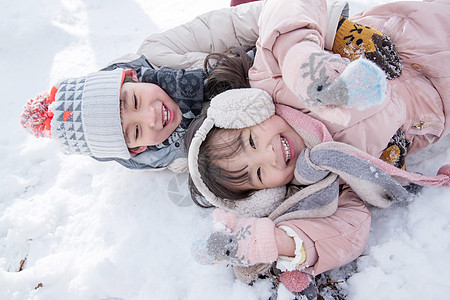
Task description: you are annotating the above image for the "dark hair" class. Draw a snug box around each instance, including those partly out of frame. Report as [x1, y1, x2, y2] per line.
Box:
[184, 115, 257, 208]
[183, 48, 255, 208]
[204, 48, 252, 99]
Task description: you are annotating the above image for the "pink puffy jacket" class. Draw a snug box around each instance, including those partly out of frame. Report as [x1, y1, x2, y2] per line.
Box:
[250, 0, 450, 275]
[250, 0, 450, 158]
[278, 185, 370, 275]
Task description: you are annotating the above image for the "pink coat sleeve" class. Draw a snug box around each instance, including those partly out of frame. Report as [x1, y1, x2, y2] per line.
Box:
[256, 0, 327, 77]
[277, 185, 371, 275]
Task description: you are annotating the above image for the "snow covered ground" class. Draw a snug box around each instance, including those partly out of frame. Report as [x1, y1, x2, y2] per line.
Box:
[1, 0, 449, 299]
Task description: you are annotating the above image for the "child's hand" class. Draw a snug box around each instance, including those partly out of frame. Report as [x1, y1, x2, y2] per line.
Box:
[332, 17, 402, 79]
[299, 55, 387, 112]
[336, 58, 387, 110]
[192, 209, 278, 266]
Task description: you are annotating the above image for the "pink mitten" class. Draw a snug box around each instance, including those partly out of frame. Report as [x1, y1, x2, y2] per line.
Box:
[280, 270, 318, 299]
[192, 209, 278, 266]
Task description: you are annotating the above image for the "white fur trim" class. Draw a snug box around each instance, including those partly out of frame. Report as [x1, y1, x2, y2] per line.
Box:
[232, 186, 286, 217]
[188, 117, 225, 206]
[276, 225, 305, 272]
[207, 88, 275, 129]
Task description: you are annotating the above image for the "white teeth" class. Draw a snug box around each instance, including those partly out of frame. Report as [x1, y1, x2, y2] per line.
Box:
[281, 137, 291, 164]
[163, 105, 170, 127]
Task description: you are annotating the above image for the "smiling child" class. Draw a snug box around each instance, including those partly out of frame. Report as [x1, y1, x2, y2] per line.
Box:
[186, 87, 450, 297]
[119, 69, 183, 155]
[20, 61, 206, 171]
[209, 114, 305, 191]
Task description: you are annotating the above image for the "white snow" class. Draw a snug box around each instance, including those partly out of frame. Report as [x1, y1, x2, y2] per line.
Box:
[1, 0, 450, 299]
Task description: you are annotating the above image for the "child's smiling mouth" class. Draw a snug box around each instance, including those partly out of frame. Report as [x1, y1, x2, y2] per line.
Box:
[162, 104, 171, 127]
[281, 136, 291, 165]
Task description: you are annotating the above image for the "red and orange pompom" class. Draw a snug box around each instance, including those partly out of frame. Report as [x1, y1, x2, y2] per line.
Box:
[20, 88, 57, 138]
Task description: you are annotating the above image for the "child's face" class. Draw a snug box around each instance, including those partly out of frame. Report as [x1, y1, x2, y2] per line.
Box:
[120, 80, 182, 152]
[217, 115, 305, 190]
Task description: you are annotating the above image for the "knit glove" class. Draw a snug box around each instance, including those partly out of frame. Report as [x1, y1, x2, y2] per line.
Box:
[192, 209, 278, 267]
[332, 17, 402, 79]
[380, 128, 411, 170]
[280, 271, 318, 300]
[300, 55, 387, 111]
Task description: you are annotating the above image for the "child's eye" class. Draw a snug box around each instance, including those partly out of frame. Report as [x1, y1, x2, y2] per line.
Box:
[249, 134, 256, 149]
[257, 167, 262, 183]
[134, 96, 138, 109]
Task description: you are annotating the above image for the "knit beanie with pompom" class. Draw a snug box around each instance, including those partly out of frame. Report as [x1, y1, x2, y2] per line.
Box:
[20, 69, 131, 160]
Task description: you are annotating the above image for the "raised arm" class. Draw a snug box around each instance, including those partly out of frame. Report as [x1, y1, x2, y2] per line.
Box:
[251, 0, 387, 125]
[138, 2, 262, 70]
[111, 0, 351, 70]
